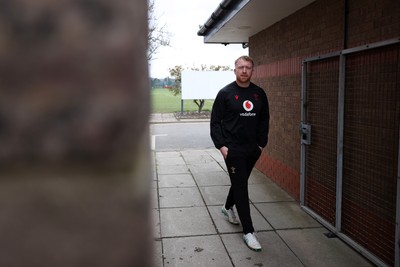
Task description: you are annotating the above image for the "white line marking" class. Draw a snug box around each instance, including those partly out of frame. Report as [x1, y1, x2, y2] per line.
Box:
[151, 134, 167, 150]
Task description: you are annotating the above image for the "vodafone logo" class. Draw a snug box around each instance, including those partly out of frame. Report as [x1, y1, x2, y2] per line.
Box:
[243, 100, 254, 112]
[241, 100, 256, 117]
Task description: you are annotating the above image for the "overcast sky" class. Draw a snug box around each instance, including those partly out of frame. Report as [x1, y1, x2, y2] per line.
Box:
[149, 0, 248, 78]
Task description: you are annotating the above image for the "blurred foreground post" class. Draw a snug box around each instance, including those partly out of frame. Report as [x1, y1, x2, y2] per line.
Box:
[0, 0, 152, 266]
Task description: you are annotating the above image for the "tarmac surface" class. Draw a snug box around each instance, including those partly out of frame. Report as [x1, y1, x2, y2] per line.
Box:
[150, 113, 374, 267]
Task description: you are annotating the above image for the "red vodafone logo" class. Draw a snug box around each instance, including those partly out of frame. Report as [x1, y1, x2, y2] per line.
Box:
[243, 100, 254, 112]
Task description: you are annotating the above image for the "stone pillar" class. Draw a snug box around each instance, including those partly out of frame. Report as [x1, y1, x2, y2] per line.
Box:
[0, 0, 152, 266]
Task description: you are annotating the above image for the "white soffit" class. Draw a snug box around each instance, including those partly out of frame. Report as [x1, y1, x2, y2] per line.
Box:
[203, 0, 316, 43]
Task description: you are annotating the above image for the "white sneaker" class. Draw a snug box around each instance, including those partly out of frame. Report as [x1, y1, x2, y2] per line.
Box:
[243, 232, 262, 251]
[221, 205, 240, 225]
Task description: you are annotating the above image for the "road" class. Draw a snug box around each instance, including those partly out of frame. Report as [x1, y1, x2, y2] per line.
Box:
[150, 122, 214, 151]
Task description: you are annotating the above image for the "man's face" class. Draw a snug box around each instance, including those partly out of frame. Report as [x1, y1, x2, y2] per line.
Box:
[234, 59, 253, 84]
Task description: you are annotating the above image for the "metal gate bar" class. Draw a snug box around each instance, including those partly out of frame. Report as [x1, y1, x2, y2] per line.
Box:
[342, 44, 399, 267]
[300, 37, 400, 267]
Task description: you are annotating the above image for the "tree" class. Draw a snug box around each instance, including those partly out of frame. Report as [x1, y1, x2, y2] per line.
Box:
[147, 0, 170, 61]
[168, 64, 231, 113]
[168, 65, 183, 96]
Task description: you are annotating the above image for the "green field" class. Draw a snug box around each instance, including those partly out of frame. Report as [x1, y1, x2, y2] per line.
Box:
[151, 88, 214, 113]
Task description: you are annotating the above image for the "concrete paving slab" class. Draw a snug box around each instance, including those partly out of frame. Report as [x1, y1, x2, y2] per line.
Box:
[249, 204, 274, 232]
[248, 169, 271, 184]
[192, 171, 230, 186]
[152, 180, 158, 190]
[181, 150, 215, 164]
[160, 207, 217, 237]
[159, 187, 204, 208]
[162, 113, 177, 120]
[153, 240, 163, 267]
[152, 208, 161, 239]
[249, 183, 294, 203]
[221, 232, 304, 267]
[156, 156, 186, 166]
[151, 188, 158, 209]
[217, 162, 228, 172]
[188, 161, 225, 173]
[150, 113, 162, 122]
[255, 202, 321, 229]
[162, 235, 233, 267]
[206, 149, 225, 163]
[150, 113, 177, 123]
[208, 204, 273, 234]
[156, 151, 181, 158]
[158, 174, 196, 188]
[157, 164, 190, 175]
[153, 149, 373, 266]
[208, 205, 242, 234]
[277, 228, 374, 267]
[198, 185, 230, 205]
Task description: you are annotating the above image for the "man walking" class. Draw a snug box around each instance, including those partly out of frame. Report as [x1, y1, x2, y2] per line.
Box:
[210, 55, 269, 251]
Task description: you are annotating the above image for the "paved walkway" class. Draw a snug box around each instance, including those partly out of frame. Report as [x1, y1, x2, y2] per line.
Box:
[150, 113, 178, 123]
[151, 148, 374, 267]
[150, 113, 210, 124]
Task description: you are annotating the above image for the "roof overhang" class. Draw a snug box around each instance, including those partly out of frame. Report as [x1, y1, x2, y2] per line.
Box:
[198, 0, 316, 44]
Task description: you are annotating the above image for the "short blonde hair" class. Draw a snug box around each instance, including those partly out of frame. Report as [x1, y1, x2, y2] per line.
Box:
[235, 55, 254, 67]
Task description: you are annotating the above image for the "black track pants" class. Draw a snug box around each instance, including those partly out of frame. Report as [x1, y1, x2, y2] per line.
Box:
[224, 144, 262, 234]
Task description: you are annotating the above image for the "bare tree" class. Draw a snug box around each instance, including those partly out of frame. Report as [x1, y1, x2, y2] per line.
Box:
[148, 0, 170, 61]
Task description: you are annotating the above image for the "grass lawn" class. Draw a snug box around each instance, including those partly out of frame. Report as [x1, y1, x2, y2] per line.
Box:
[151, 88, 214, 113]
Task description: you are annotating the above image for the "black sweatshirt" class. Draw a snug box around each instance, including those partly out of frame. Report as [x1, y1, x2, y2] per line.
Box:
[210, 81, 270, 150]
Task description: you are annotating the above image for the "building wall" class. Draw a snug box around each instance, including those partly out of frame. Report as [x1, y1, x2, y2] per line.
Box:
[346, 0, 400, 47]
[250, 0, 400, 201]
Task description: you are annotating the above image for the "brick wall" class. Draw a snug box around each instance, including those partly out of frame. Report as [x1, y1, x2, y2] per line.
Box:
[347, 0, 400, 47]
[250, 0, 344, 64]
[249, 1, 399, 265]
[251, 0, 344, 200]
[250, 0, 400, 201]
